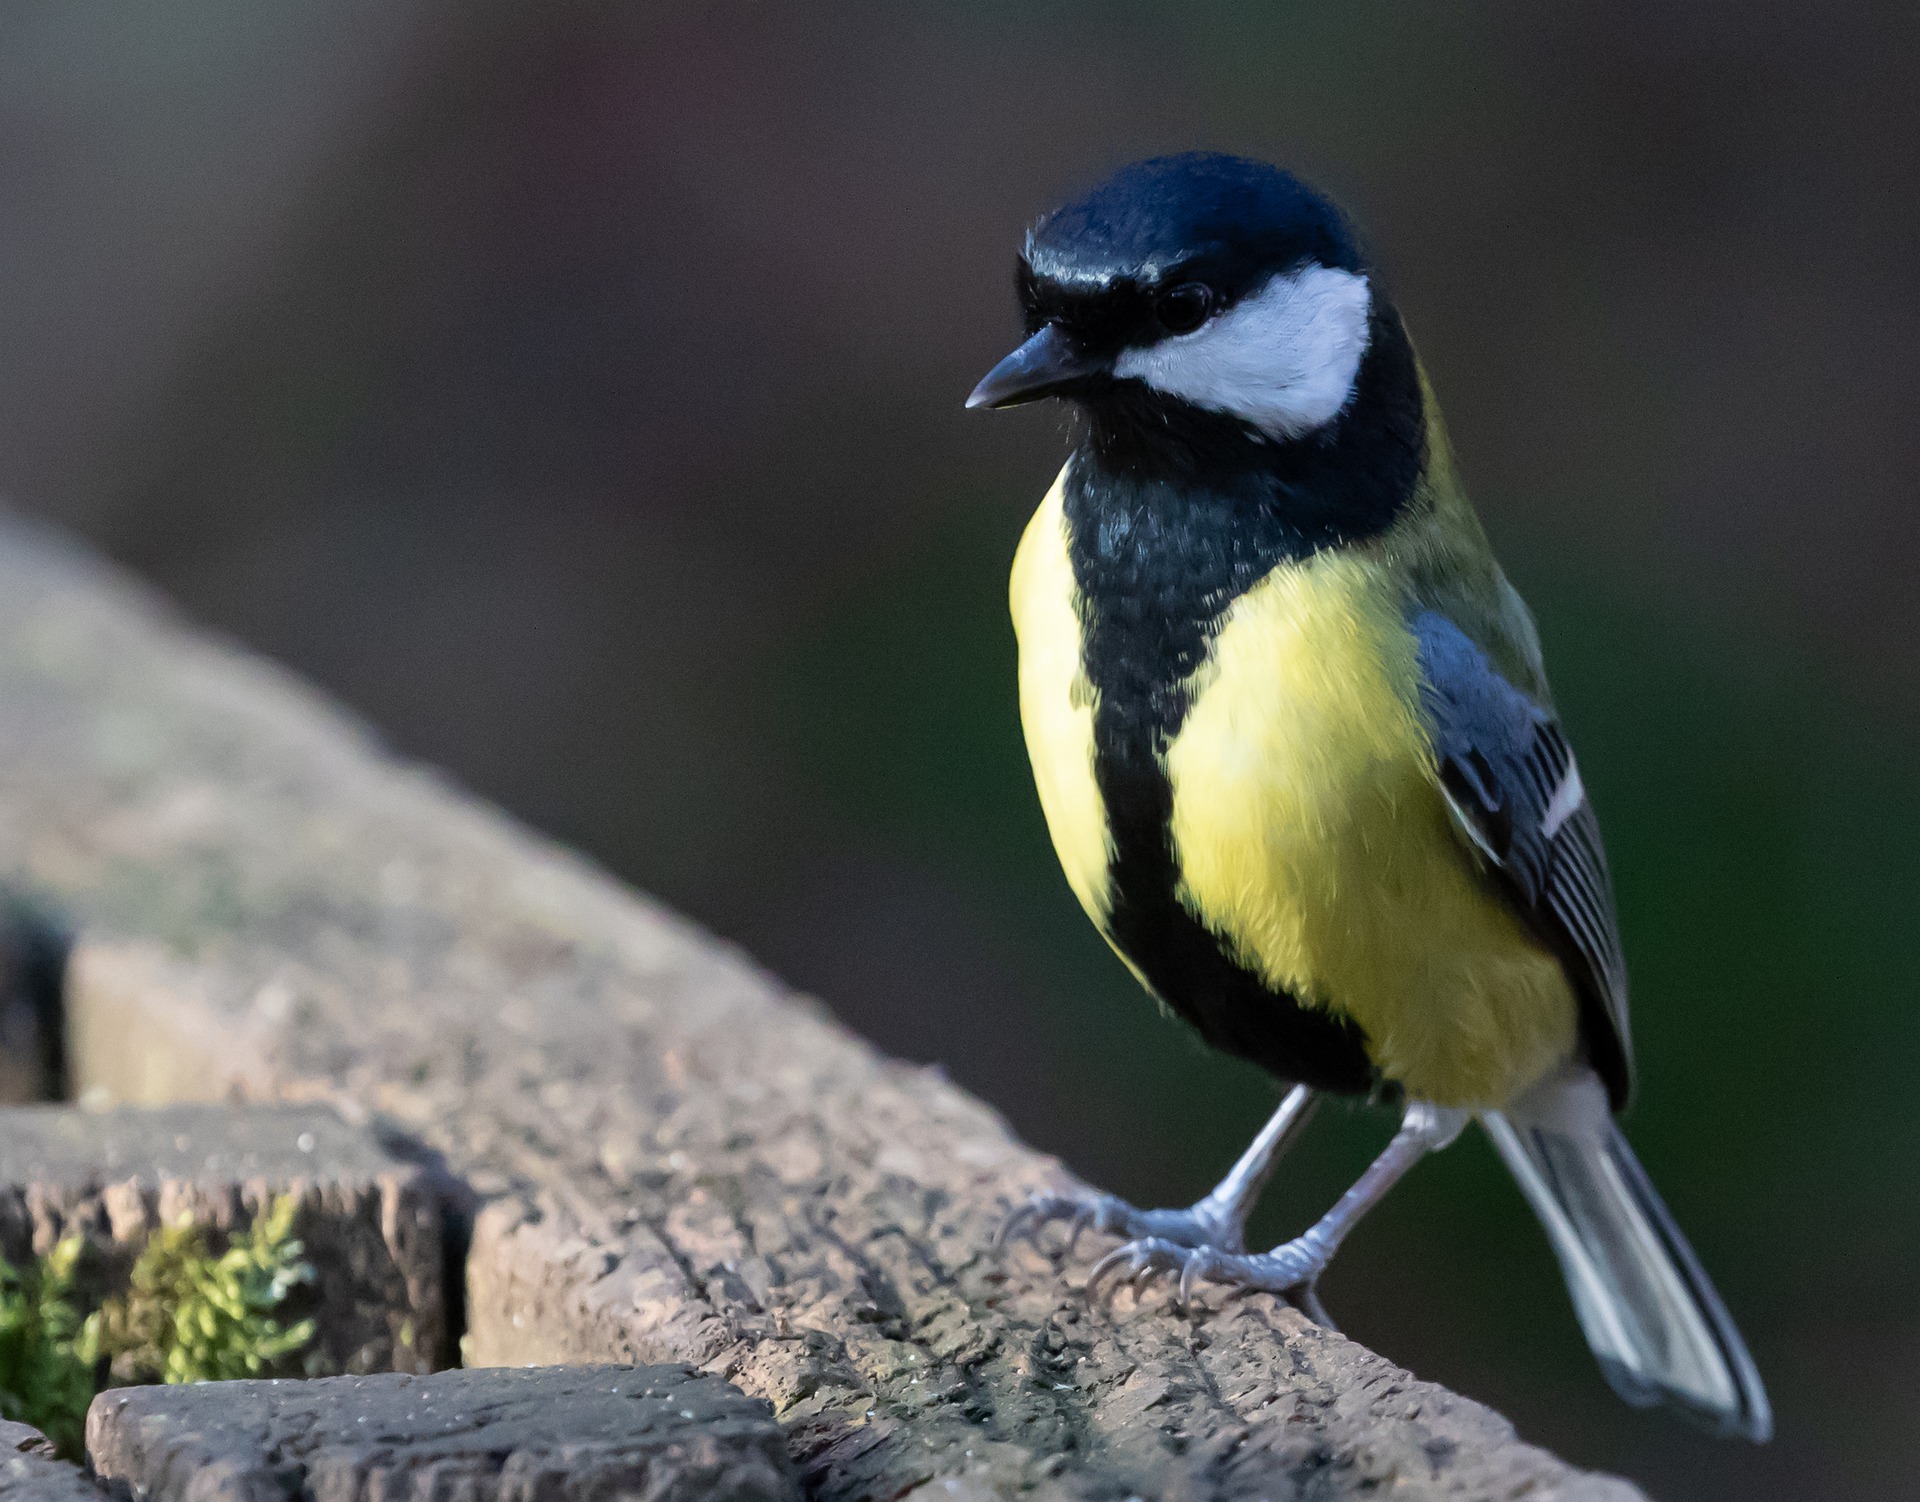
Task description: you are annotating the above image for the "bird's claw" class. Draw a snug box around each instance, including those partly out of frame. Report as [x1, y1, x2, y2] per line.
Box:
[996, 1190, 1228, 1257]
[996, 1191, 1128, 1255]
[1086, 1236, 1224, 1307]
[1083, 1234, 1335, 1322]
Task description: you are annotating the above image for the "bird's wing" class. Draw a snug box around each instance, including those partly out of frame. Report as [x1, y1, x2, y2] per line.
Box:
[1411, 609, 1634, 1107]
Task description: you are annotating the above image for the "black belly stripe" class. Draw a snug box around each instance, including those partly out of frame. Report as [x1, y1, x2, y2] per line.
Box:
[1062, 305, 1425, 1095]
[1066, 474, 1377, 1094]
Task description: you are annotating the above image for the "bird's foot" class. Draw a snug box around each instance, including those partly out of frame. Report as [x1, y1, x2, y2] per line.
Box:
[1084, 1233, 1339, 1327]
[996, 1189, 1236, 1259]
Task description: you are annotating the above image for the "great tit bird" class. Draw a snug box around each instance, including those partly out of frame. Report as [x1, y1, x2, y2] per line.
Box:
[973, 152, 1769, 1440]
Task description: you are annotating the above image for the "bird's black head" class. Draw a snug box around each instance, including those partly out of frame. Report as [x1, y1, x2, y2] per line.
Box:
[1024, 152, 1364, 309]
[970, 154, 1419, 480]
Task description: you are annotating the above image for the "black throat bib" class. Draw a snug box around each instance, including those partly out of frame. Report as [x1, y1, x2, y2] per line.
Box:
[1060, 306, 1424, 1092]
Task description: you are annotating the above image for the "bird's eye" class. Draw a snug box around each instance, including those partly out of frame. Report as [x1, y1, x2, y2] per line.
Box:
[1154, 283, 1214, 335]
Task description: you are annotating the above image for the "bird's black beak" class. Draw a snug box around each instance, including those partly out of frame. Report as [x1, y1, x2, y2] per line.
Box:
[966, 323, 1106, 410]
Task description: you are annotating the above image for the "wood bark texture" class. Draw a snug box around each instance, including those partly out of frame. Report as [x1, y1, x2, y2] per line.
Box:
[0, 513, 1644, 1501]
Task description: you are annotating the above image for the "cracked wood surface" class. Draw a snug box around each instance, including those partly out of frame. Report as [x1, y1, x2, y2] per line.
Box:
[0, 512, 1645, 1501]
[87, 1366, 800, 1502]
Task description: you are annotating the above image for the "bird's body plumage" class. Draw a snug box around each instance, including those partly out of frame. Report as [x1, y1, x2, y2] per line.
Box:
[979, 151, 1767, 1439]
[1013, 373, 1596, 1109]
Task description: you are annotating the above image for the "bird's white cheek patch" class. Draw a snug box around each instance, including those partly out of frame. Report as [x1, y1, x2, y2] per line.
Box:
[1114, 265, 1373, 439]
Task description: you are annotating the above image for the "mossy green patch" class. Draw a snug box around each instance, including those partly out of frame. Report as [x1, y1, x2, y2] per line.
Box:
[0, 1195, 315, 1459]
[0, 1235, 95, 1458]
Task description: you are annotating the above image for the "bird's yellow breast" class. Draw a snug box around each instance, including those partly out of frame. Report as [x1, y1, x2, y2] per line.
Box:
[1009, 469, 1111, 928]
[1165, 549, 1576, 1108]
[1011, 466, 1577, 1109]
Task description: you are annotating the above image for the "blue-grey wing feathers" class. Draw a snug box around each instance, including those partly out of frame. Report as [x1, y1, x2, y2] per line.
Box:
[1413, 610, 1634, 1106]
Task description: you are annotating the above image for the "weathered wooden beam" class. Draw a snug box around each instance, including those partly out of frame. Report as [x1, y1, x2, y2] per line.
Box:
[0, 1424, 101, 1501]
[87, 1366, 800, 1502]
[0, 512, 1644, 1501]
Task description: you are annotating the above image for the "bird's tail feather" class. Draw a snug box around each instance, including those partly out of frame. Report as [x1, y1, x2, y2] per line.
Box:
[1482, 1076, 1771, 1442]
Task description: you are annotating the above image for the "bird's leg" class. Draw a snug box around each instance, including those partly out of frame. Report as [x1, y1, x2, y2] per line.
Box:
[1182, 1083, 1321, 1250]
[1088, 1100, 1469, 1322]
[999, 1085, 1317, 1256]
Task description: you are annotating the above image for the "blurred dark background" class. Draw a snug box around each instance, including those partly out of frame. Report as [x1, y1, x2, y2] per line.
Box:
[4, 2, 1917, 1493]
